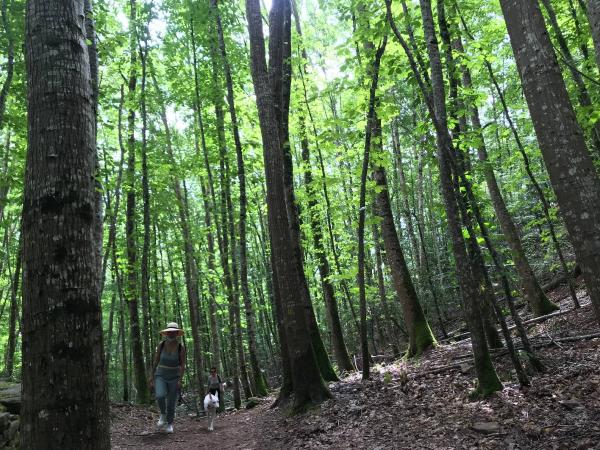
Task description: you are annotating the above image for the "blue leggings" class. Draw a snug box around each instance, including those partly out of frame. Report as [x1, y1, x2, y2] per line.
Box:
[155, 376, 179, 424]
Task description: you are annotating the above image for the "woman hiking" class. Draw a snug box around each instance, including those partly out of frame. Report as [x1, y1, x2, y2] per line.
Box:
[150, 322, 186, 433]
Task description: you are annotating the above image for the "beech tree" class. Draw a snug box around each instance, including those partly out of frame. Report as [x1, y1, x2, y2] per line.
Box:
[500, 0, 600, 326]
[21, 0, 110, 447]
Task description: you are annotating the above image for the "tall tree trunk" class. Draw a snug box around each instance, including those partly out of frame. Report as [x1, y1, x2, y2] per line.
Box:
[292, 0, 354, 374]
[138, 29, 153, 368]
[357, 37, 387, 379]
[210, 0, 269, 397]
[458, 10, 578, 310]
[500, 0, 600, 326]
[246, 0, 330, 411]
[270, 0, 338, 383]
[124, 0, 149, 405]
[22, 0, 110, 446]
[540, 0, 600, 157]
[372, 120, 436, 357]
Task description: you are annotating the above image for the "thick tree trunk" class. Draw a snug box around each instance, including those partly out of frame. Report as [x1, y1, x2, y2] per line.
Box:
[500, 0, 600, 326]
[22, 0, 110, 446]
[246, 0, 330, 411]
[210, 0, 269, 397]
[292, 0, 354, 374]
[270, 0, 338, 383]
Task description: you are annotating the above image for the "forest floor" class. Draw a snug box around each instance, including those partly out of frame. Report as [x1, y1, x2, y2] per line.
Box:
[111, 282, 600, 449]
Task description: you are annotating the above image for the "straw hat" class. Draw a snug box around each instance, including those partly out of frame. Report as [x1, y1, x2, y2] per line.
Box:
[160, 322, 184, 336]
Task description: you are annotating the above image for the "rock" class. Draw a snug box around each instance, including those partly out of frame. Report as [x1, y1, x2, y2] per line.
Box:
[471, 421, 500, 433]
[0, 384, 21, 415]
[7, 419, 19, 440]
[0, 412, 10, 429]
[460, 363, 471, 374]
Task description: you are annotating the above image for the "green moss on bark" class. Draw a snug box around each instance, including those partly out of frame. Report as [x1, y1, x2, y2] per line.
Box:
[407, 319, 437, 358]
[472, 353, 503, 398]
[533, 293, 559, 316]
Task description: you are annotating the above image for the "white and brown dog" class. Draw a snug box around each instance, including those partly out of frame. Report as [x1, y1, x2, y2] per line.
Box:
[203, 393, 219, 431]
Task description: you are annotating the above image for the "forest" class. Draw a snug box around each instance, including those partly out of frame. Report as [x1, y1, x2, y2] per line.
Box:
[0, 0, 600, 448]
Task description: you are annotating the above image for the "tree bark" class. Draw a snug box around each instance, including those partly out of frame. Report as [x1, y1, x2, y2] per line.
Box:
[372, 129, 436, 357]
[539, 0, 600, 158]
[588, 0, 600, 72]
[246, 0, 330, 411]
[210, 0, 269, 397]
[357, 36, 387, 379]
[138, 28, 153, 368]
[22, 0, 110, 445]
[500, 0, 600, 326]
[292, 0, 354, 374]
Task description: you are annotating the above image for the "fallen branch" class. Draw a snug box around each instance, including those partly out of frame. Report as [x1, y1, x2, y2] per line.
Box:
[541, 265, 581, 292]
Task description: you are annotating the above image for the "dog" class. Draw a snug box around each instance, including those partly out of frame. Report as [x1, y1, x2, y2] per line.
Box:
[203, 392, 219, 431]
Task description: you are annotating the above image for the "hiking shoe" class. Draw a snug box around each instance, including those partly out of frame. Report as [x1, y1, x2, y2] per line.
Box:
[165, 424, 174, 434]
[156, 414, 166, 429]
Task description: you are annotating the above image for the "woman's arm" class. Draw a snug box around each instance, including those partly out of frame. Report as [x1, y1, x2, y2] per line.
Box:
[179, 345, 186, 379]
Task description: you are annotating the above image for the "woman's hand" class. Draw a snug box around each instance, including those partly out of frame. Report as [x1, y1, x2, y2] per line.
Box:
[177, 380, 182, 390]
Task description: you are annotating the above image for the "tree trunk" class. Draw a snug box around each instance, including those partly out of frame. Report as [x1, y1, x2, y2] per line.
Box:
[588, 0, 600, 72]
[271, 0, 338, 383]
[22, 0, 110, 445]
[138, 30, 153, 368]
[372, 134, 436, 357]
[500, 0, 600, 326]
[357, 37, 387, 379]
[292, 0, 354, 374]
[540, 0, 600, 157]
[210, 0, 268, 397]
[246, 0, 330, 411]
[123, 0, 149, 405]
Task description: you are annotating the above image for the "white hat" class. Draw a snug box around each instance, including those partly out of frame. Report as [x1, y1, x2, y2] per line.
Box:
[160, 322, 184, 336]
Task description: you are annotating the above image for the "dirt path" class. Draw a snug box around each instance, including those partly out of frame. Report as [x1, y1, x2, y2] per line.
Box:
[111, 401, 274, 449]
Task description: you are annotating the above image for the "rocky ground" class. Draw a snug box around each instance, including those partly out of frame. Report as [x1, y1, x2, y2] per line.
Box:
[112, 284, 600, 449]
